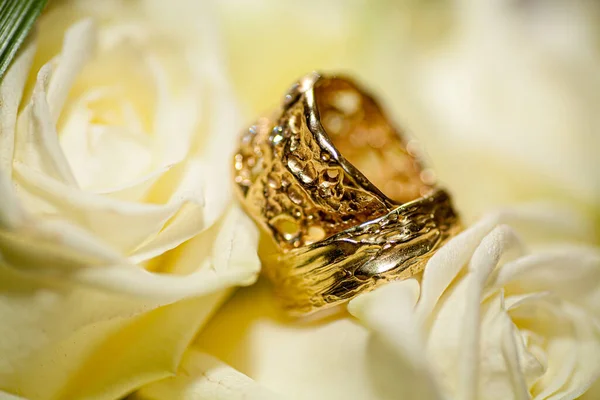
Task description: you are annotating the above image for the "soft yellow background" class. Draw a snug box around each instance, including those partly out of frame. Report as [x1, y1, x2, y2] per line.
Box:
[0, 0, 599, 399]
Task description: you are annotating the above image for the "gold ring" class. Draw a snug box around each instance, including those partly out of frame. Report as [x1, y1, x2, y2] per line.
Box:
[234, 72, 460, 315]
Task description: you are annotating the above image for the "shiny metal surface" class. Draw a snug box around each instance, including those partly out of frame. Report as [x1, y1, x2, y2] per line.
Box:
[234, 73, 460, 315]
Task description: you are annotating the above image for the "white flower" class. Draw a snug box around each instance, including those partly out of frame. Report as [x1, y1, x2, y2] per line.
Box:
[0, 1, 259, 399]
[133, 350, 280, 400]
[349, 208, 600, 400]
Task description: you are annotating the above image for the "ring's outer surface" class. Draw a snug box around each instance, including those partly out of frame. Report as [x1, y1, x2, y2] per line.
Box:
[234, 73, 460, 315]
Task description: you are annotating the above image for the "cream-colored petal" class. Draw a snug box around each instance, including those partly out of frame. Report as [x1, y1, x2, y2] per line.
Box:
[15, 65, 77, 186]
[129, 159, 209, 262]
[46, 19, 96, 123]
[349, 280, 422, 363]
[415, 215, 497, 324]
[195, 151, 233, 231]
[0, 391, 28, 400]
[13, 19, 96, 187]
[509, 297, 600, 400]
[0, 207, 259, 400]
[504, 292, 551, 386]
[543, 308, 600, 399]
[13, 162, 200, 254]
[475, 295, 530, 400]
[578, 366, 600, 400]
[133, 350, 281, 400]
[191, 61, 242, 228]
[416, 204, 594, 327]
[349, 280, 443, 400]
[493, 249, 600, 316]
[60, 120, 153, 192]
[0, 39, 32, 223]
[99, 165, 172, 202]
[0, 218, 125, 273]
[0, 40, 36, 175]
[128, 202, 204, 263]
[499, 309, 531, 400]
[149, 55, 198, 166]
[0, 206, 258, 301]
[458, 225, 525, 400]
[0, 261, 230, 400]
[0, 173, 24, 229]
[196, 279, 378, 400]
[514, 298, 580, 399]
[491, 204, 598, 246]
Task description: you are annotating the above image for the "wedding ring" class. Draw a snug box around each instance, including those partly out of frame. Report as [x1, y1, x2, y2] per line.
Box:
[234, 73, 460, 315]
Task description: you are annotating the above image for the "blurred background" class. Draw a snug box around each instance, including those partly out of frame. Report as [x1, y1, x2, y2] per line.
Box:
[48, 0, 600, 234]
[212, 0, 600, 236]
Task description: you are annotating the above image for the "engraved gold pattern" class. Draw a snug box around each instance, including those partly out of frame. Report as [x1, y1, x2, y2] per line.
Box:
[234, 73, 460, 315]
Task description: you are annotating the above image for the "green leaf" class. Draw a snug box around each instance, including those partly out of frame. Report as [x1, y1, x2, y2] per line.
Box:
[0, 0, 48, 83]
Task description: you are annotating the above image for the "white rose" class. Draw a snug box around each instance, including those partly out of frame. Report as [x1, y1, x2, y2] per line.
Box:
[0, 1, 259, 399]
[349, 208, 600, 400]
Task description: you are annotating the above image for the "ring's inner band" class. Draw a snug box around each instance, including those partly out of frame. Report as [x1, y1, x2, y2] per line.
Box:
[313, 78, 431, 204]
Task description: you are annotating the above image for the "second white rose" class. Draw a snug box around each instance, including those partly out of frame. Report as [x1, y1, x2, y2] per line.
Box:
[0, 2, 259, 400]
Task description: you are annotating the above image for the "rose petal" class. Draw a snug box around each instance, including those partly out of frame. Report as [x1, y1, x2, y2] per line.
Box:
[0, 40, 35, 228]
[13, 19, 97, 187]
[349, 280, 443, 400]
[349, 208, 600, 400]
[458, 225, 525, 400]
[98, 164, 173, 202]
[504, 292, 551, 387]
[474, 295, 531, 400]
[349, 279, 422, 362]
[58, 42, 157, 190]
[129, 159, 209, 262]
[0, 391, 28, 400]
[579, 372, 600, 400]
[195, 279, 377, 400]
[65, 206, 260, 299]
[492, 249, 600, 316]
[0, 173, 24, 229]
[500, 307, 533, 400]
[416, 204, 595, 327]
[132, 350, 281, 400]
[415, 215, 498, 325]
[191, 62, 242, 228]
[13, 162, 202, 254]
[0, 218, 125, 272]
[0, 267, 229, 400]
[46, 19, 96, 123]
[14, 64, 78, 186]
[149, 54, 198, 166]
[0, 207, 259, 400]
[0, 39, 36, 175]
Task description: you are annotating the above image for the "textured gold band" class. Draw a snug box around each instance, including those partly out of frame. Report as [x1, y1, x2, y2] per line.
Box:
[234, 73, 460, 315]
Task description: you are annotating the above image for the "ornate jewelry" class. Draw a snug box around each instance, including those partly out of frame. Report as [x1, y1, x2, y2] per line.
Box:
[234, 73, 460, 315]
